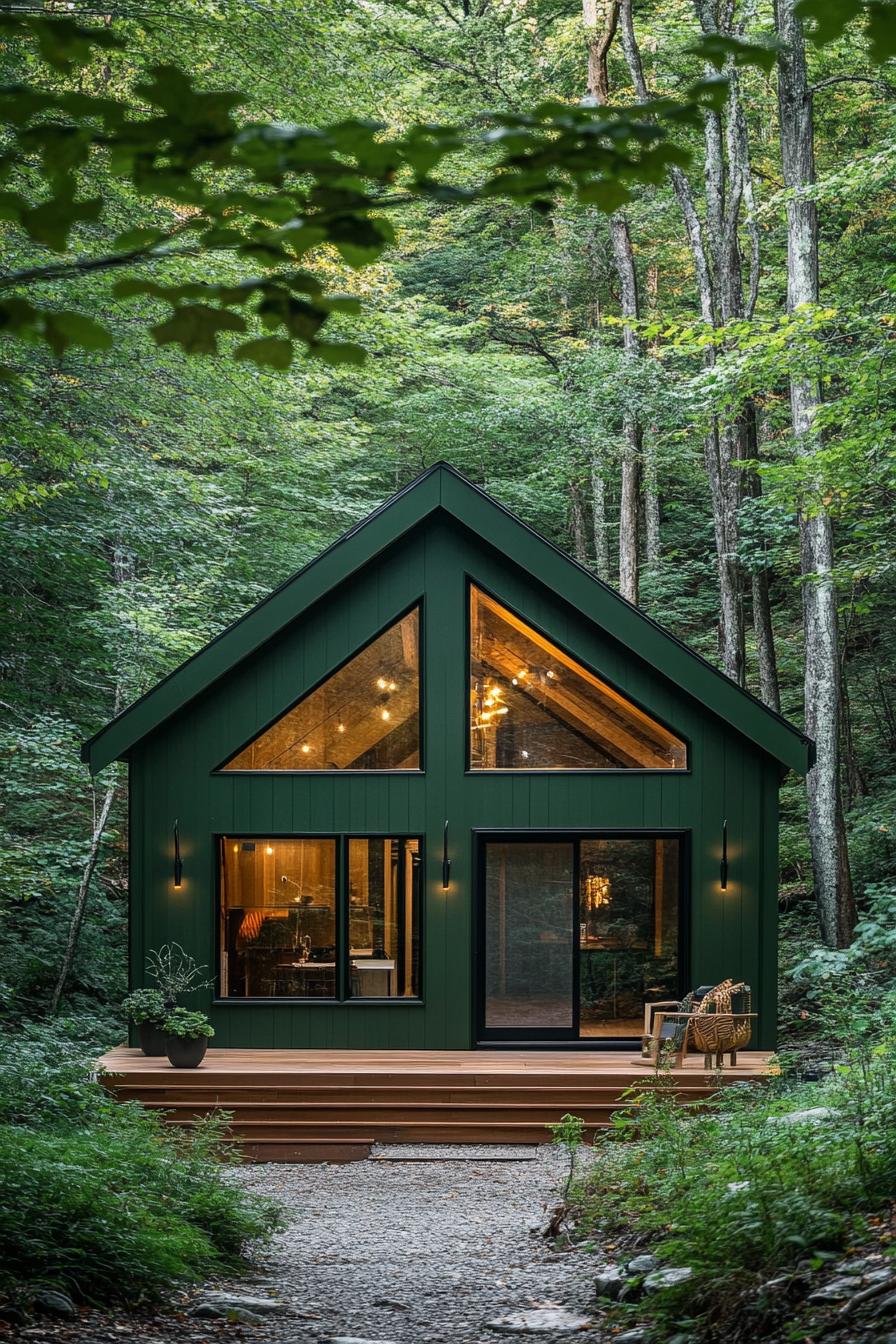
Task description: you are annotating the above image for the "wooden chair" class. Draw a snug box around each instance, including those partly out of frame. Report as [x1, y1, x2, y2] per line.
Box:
[640, 984, 757, 1069]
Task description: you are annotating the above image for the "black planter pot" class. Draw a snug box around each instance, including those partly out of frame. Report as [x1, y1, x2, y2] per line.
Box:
[138, 1020, 168, 1057]
[165, 1035, 209, 1069]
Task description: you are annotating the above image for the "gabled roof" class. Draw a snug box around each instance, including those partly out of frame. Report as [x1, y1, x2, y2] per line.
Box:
[81, 462, 812, 775]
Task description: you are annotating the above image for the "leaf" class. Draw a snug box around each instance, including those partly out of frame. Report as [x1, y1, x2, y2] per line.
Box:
[112, 227, 168, 250]
[0, 15, 125, 72]
[21, 194, 102, 252]
[45, 312, 113, 354]
[234, 337, 293, 369]
[0, 190, 25, 222]
[794, 0, 863, 45]
[0, 298, 38, 337]
[575, 180, 632, 212]
[310, 340, 366, 366]
[867, 1, 896, 60]
[151, 306, 247, 355]
[688, 34, 781, 74]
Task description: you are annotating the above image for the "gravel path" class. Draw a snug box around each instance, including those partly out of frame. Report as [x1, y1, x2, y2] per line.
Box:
[224, 1144, 602, 1343]
[18, 1145, 606, 1344]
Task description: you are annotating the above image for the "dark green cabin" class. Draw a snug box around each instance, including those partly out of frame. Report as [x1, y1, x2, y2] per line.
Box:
[83, 464, 811, 1051]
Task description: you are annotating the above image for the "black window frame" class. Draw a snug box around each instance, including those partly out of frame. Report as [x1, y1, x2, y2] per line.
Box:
[214, 831, 424, 1005]
[213, 598, 426, 775]
[472, 828, 689, 1048]
[465, 578, 691, 774]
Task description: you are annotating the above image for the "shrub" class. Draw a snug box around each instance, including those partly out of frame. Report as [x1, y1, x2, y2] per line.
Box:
[573, 997, 896, 1342]
[0, 1025, 279, 1305]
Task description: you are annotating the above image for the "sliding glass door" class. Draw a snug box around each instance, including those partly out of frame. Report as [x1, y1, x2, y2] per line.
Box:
[478, 833, 682, 1042]
[483, 841, 575, 1037]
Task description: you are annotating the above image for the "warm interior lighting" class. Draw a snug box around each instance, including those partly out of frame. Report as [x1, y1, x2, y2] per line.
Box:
[266, 845, 274, 855]
[583, 873, 610, 910]
[469, 585, 687, 770]
[221, 608, 420, 772]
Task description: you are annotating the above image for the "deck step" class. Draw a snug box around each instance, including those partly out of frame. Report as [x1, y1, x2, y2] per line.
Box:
[98, 1046, 770, 1162]
[167, 1117, 609, 1141]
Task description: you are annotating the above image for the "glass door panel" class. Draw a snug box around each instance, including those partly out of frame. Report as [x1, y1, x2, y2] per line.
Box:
[483, 841, 575, 1035]
[578, 838, 680, 1039]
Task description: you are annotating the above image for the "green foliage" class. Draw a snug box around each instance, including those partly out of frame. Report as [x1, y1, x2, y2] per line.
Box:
[4, 0, 888, 374]
[162, 1008, 215, 1040]
[796, 0, 896, 61]
[548, 1111, 586, 1151]
[121, 988, 166, 1025]
[790, 882, 896, 997]
[573, 999, 896, 1340]
[0, 1024, 279, 1303]
[549, 1112, 586, 1202]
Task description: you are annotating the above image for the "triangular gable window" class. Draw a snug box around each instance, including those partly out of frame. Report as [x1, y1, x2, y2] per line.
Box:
[223, 608, 421, 771]
[470, 586, 686, 770]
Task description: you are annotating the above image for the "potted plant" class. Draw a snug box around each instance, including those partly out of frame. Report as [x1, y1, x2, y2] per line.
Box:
[122, 988, 168, 1056]
[162, 1008, 215, 1069]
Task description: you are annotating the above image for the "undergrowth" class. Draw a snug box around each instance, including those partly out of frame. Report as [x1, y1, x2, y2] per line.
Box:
[571, 987, 896, 1341]
[0, 1022, 281, 1307]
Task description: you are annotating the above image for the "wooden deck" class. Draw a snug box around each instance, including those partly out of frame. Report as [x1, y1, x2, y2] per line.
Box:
[98, 1046, 773, 1163]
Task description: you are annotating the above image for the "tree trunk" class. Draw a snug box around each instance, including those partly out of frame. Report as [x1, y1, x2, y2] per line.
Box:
[643, 434, 661, 570]
[752, 569, 781, 713]
[610, 212, 642, 604]
[619, 0, 746, 670]
[585, 0, 641, 605]
[591, 450, 611, 582]
[569, 479, 589, 566]
[582, 0, 618, 103]
[50, 775, 118, 1013]
[776, 0, 855, 946]
[748, 411, 781, 712]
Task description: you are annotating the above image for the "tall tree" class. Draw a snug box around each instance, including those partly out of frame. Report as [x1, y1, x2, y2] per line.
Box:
[775, 0, 855, 946]
[618, 0, 782, 698]
[584, 0, 641, 605]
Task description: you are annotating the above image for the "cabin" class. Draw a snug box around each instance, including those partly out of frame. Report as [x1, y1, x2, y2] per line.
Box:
[86, 464, 811, 1156]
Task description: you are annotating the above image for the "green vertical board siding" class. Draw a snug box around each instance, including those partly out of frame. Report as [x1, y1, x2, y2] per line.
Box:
[128, 514, 784, 1050]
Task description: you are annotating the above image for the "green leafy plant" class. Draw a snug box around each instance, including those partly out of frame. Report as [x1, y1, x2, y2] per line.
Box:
[548, 1112, 586, 1203]
[572, 994, 896, 1341]
[162, 1008, 215, 1041]
[121, 988, 166, 1025]
[0, 1024, 277, 1303]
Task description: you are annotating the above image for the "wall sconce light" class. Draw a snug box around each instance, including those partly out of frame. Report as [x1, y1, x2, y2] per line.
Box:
[173, 819, 183, 889]
[720, 818, 728, 890]
[442, 819, 451, 890]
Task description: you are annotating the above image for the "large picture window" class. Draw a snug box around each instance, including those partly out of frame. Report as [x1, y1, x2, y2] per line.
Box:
[470, 586, 687, 770]
[219, 835, 421, 1000]
[221, 607, 421, 771]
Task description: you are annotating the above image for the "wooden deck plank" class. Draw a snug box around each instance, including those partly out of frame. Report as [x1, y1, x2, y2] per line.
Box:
[99, 1045, 770, 1076]
[98, 1046, 772, 1161]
